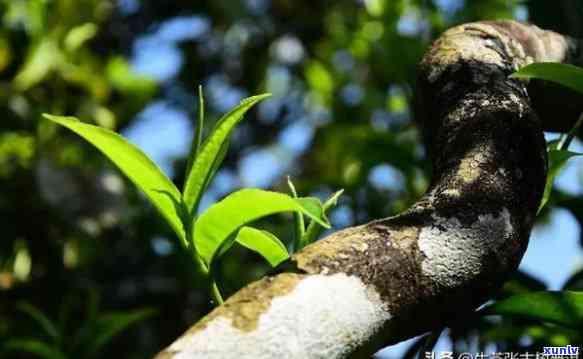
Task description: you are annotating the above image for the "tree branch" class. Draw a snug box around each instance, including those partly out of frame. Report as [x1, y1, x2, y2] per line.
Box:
[155, 21, 581, 358]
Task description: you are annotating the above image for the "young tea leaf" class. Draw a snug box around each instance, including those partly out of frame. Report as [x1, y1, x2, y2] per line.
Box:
[295, 197, 327, 225]
[201, 138, 230, 199]
[182, 94, 271, 217]
[194, 189, 329, 266]
[480, 291, 583, 329]
[234, 227, 289, 267]
[511, 63, 583, 95]
[300, 189, 344, 249]
[43, 114, 186, 244]
[184, 85, 205, 187]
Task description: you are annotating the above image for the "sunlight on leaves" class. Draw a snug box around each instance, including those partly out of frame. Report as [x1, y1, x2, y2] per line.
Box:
[43, 114, 186, 245]
[194, 189, 329, 266]
[300, 189, 344, 249]
[182, 94, 271, 216]
[235, 227, 289, 267]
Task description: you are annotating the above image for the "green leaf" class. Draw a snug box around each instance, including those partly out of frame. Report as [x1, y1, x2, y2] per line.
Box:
[194, 189, 330, 266]
[511, 63, 583, 95]
[300, 189, 344, 249]
[73, 309, 155, 358]
[16, 303, 60, 343]
[481, 291, 583, 329]
[43, 114, 186, 244]
[201, 139, 230, 200]
[196, 85, 205, 156]
[538, 149, 582, 213]
[324, 190, 344, 209]
[559, 113, 583, 151]
[182, 94, 271, 216]
[184, 85, 205, 188]
[2, 338, 67, 359]
[235, 227, 289, 267]
[538, 114, 583, 214]
[295, 197, 328, 225]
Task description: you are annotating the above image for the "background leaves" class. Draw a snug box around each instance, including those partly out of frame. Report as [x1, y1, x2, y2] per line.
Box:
[482, 291, 583, 330]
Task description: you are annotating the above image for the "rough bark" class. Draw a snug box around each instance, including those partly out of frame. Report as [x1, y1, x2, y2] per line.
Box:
[156, 21, 583, 358]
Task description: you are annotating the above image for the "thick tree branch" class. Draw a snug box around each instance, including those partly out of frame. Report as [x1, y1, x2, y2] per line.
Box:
[156, 21, 581, 358]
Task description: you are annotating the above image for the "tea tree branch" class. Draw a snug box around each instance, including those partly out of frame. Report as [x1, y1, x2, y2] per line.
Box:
[156, 20, 582, 358]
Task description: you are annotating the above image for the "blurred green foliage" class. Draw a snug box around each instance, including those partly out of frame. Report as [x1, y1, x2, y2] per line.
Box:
[1, 0, 583, 357]
[3, 293, 154, 359]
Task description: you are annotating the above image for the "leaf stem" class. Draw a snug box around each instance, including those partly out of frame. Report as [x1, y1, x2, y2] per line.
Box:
[181, 206, 209, 277]
[209, 278, 224, 306]
[185, 221, 224, 306]
[187, 232, 224, 306]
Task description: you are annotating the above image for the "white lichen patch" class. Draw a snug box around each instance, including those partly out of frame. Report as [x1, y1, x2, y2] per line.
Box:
[418, 208, 513, 288]
[167, 274, 392, 359]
